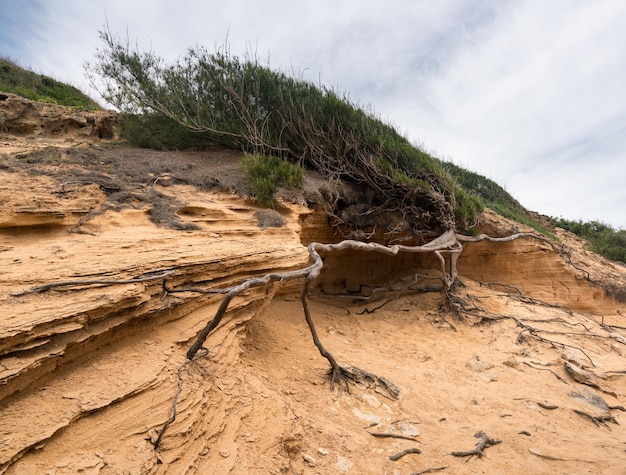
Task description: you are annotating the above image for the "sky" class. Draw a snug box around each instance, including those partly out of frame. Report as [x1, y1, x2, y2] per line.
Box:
[1, 0, 625, 229]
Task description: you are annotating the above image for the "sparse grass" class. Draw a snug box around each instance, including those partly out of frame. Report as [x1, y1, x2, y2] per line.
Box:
[14, 147, 63, 164]
[241, 154, 303, 205]
[144, 190, 201, 231]
[0, 57, 100, 109]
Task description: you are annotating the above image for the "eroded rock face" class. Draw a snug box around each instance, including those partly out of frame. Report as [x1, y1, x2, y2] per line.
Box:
[0, 173, 107, 229]
[0, 183, 311, 472]
[0, 92, 115, 138]
[1, 138, 625, 473]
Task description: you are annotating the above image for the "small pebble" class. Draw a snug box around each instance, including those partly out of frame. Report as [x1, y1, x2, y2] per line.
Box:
[335, 456, 353, 472]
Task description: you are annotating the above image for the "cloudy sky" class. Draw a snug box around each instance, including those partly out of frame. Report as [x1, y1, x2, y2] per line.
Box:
[1, 0, 625, 229]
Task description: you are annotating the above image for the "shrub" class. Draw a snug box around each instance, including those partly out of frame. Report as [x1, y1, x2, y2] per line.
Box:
[440, 161, 555, 237]
[554, 218, 626, 263]
[118, 113, 212, 150]
[241, 154, 303, 205]
[87, 30, 473, 233]
[254, 209, 287, 228]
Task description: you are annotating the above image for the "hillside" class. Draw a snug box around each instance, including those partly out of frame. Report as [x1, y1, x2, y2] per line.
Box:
[1, 95, 625, 474]
[0, 57, 100, 110]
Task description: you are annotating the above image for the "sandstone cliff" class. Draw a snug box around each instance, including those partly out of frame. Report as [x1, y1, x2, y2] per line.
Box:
[0, 92, 114, 138]
[1, 101, 625, 474]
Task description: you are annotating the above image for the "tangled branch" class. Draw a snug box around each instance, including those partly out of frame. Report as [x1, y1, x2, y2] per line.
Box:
[176, 231, 547, 372]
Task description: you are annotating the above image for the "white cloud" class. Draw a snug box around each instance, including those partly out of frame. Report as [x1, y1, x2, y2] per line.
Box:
[401, 0, 626, 227]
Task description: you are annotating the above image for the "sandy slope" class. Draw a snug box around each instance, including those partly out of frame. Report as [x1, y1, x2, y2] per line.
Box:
[1, 134, 625, 474]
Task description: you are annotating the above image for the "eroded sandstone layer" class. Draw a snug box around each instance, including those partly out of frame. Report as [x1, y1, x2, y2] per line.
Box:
[1, 128, 625, 473]
[0, 92, 114, 138]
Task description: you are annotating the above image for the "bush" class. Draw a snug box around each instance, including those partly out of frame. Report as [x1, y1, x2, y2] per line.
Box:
[87, 30, 475, 233]
[554, 218, 626, 263]
[241, 154, 303, 205]
[118, 113, 212, 150]
[441, 161, 555, 236]
[254, 209, 287, 228]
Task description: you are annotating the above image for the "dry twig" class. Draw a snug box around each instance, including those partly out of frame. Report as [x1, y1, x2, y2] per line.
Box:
[367, 432, 419, 442]
[152, 347, 209, 450]
[523, 361, 569, 384]
[389, 448, 422, 460]
[450, 431, 501, 459]
[410, 467, 448, 475]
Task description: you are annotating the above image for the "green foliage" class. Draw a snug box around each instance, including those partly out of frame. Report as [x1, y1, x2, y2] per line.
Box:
[451, 185, 483, 228]
[118, 113, 212, 150]
[241, 154, 303, 205]
[98, 29, 600, 233]
[554, 218, 626, 263]
[0, 57, 100, 109]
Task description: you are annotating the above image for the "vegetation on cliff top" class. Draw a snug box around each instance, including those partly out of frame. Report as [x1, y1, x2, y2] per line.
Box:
[7, 38, 624, 263]
[87, 29, 482, 235]
[0, 57, 100, 109]
[553, 218, 626, 263]
[87, 29, 571, 239]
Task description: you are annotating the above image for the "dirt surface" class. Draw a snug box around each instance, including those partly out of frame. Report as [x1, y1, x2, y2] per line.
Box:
[1, 110, 626, 474]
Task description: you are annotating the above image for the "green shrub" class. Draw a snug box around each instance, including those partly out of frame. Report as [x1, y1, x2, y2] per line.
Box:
[452, 186, 483, 229]
[118, 113, 212, 150]
[87, 31, 472, 232]
[241, 154, 303, 205]
[553, 218, 626, 263]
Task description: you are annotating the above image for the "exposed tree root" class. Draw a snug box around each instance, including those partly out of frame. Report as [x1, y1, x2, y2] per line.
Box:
[389, 447, 422, 460]
[452, 279, 623, 376]
[523, 361, 569, 384]
[13, 270, 175, 296]
[182, 231, 548, 362]
[183, 229, 467, 361]
[152, 347, 209, 451]
[450, 431, 501, 459]
[355, 299, 394, 314]
[444, 287, 483, 319]
[340, 365, 402, 399]
[367, 432, 419, 442]
[320, 283, 443, 302]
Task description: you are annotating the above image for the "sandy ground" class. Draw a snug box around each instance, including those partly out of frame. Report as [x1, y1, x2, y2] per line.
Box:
[1, 134, 626, 474]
